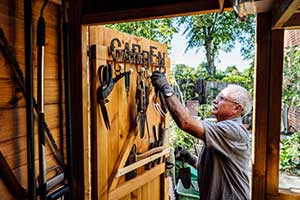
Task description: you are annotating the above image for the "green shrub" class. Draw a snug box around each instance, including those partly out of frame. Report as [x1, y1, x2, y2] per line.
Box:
[280, 132, 300, 175]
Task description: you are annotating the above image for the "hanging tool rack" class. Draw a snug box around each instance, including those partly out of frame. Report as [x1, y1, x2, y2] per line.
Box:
[89, 26, 172, 200]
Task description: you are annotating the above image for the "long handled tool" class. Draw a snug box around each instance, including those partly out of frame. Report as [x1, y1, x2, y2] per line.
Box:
[37, 2, 69, 199]
[0, 25, 68, 200]
[37, 2, 48, 199]
[0, 28, 65, 169]
[24, 0, 36, 199]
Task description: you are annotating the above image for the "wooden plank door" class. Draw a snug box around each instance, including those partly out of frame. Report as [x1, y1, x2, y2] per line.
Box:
[88, 26, 170, 200]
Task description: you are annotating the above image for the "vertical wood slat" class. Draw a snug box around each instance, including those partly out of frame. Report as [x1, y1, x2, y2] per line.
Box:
[82, 26, 91, 200]
[89, 44, 98, 200]
[252, 12, 272, 200]
[266, 30, 284, 196]
[69, 0, 85, 199]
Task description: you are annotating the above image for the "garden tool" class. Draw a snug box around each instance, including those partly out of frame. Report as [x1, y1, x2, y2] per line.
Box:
[178, 162, 192, 189]
[97, 64, 132, 129]
[150, 125, 161, 167]
[145, 125, 162, 170]
[36, 166, 64, 194]
[122, 42, 132, 95]
[37, 2, 48, 198]
[36, 165, 70, 199]
[125, 144, 137, 181]
[136, 67, 151, 138]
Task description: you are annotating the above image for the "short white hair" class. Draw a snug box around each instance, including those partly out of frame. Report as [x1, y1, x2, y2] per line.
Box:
[226, 84, 252, 116]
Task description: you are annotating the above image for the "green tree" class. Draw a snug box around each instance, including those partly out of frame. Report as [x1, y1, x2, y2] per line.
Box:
[106, 19, 177, 47]
[282, 46, 300, 107]
[177, 12, 255, 76]
[172, 64, 197, 101]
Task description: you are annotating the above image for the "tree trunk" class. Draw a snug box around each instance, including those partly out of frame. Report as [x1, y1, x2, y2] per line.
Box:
[205, 40, 216, 76]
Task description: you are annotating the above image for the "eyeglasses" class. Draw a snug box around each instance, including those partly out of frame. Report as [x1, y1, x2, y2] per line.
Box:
[215, 94, 240, 105]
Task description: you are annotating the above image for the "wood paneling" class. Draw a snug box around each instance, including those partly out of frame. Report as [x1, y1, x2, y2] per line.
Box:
[0, 127, 61, 170]
[89, 26, 169, 200]
[109, 164, 165, 200]
[0, 104, 61, 142]
[0, 0, 65, 198]
[0, 78, 64, 108]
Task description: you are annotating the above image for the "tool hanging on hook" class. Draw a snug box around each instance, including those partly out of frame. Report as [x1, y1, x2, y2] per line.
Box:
[97, 64, 132, 129]
[136, 66, 151, 138]
[37, 1, 48, 199]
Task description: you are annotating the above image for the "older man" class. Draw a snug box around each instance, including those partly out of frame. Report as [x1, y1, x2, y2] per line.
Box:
[151, 72, 252, 200]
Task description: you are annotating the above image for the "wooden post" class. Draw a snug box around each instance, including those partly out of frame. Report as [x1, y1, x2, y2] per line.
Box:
[69, 0, 85, 199]
[266, 30, 284, 198]
[252, 12, 272, 200]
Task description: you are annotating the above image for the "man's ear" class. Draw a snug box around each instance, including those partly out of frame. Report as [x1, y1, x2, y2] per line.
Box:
[233, 104, 243, 114]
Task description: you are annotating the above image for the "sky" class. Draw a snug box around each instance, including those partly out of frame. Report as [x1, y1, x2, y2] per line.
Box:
[169, 31, 252, 71]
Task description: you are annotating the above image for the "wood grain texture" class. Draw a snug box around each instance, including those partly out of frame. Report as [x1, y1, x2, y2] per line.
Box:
[69, 0, 85, 198]
[0, 0, 65, 198]
[266, 29, 284, 196]
[89, 26, 169, 199]
[272, 0, 300, 29]
[109, 164, 165, 200]
[251, 12, 272, 200]
[82, 0, 232, 25]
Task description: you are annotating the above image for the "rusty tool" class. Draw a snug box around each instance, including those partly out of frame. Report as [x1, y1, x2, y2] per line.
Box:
[97, 64, 132, 129]
[136, 67, 151, 138]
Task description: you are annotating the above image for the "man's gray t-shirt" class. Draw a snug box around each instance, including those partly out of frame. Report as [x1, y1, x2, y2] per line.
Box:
[197, 117, 250, 200]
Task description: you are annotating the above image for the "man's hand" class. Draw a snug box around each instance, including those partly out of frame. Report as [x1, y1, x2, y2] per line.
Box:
[175, 146, 197, 166]
[150, 71, 174, 97]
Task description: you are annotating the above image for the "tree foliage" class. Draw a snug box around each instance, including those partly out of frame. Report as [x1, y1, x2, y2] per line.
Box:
[280, 132, 300, 175]
[177, 12, 255, 75]
[105, 19, 177, 47]
[171, 64, 210, 101]
[282, 46, 300, 107]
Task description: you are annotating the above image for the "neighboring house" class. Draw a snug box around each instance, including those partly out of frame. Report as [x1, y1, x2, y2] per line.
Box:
[284, 30, 300, 132]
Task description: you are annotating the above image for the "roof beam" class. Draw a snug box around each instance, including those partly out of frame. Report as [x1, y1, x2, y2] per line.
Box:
[272, 0, 300, 29]
[81, 0, 232, 25]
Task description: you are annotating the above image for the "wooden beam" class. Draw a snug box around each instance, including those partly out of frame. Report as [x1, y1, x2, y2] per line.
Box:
[284, 13, 300, 29]
[267, 190, 300, 200]
[272, 0, 300, 29]
[251, 12, 272, 200]
[108, 132, 137, 191]
[81, 0, 233, 25]
[116, 148, 169, 178]
[109, 163, 165, 200]
[69, 0, 85, 199]
[253, 0, 273, 13]
[266, 29, 284, 196]
[136, 146, 165, 160]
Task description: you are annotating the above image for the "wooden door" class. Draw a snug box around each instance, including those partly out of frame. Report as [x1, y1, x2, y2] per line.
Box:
[88, 26, 171, 200]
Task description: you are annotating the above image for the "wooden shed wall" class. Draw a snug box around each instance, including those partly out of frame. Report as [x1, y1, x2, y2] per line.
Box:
[88, 26, 170, 200]
[0, 0, 64, 199]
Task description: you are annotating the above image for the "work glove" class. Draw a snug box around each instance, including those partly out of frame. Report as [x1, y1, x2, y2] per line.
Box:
[175, 146, 197, 166]
[150, 71, 174, 98]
